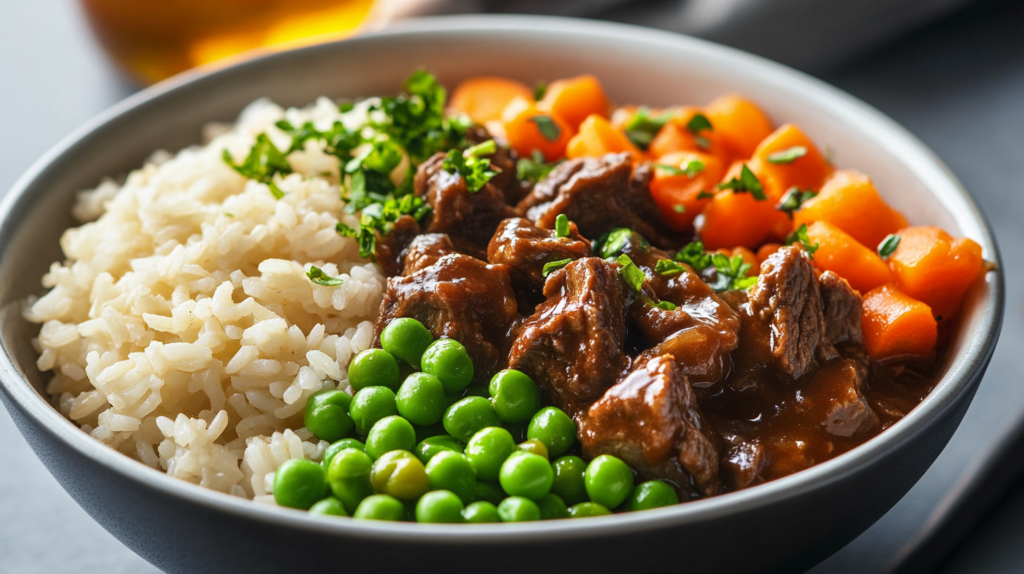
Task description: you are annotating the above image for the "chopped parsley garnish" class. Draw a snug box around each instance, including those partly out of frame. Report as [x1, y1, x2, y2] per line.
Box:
[533, 80, 548, 101]
[656, 159, 705, 178]
[530, 115, 562, 142]
[595, 228, 645, 259]
[708, 253, 757, 292]
[878, 234, 901, 259]
[222, 133, 292, 199]
[776, 187, 815, 219]
[655, 259, 687, 276]
[542, 258, 573, 277]
[686, 113, 713, 151]
[673, 204, 686, 213]
[624, 107, 674, 150]
[441, 141, 500, 192]
[648, 298, 677, 311]
[616, 254, 646, 293]
[696, 190, 715, 200]
[224, 212, 234, 218]
[555, 214, 571, 238]
[517, 150, 560, 184]
[675, 241, 712, 271]
[766, 146, 808, 164]
[716, 164, 766, 200]
[373, 69, 469, 163]
[306, 266, 343, 286]
[785, 223, 820, 257]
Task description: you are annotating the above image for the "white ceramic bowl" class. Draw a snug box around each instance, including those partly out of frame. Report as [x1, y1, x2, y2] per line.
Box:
[0, 16, 1003, 574]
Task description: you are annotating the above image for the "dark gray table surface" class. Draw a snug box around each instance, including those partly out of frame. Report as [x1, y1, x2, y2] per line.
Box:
[1, 1, 1022, 572]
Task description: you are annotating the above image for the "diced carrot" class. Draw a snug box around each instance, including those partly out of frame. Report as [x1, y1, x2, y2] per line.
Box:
[752, 124, 832, 199]
[804, 221, 894, 293]
[704, 95, 775, 159]
[610, 105, 639, 130]
[449, 76, 535, 124]
[649, 108, 731, 163]
[538, 75, 610, 129]
[566, 114, 640, 159]
[697, 163, 793, 249]
[794, 170, 908, 249]
[887, 226, 984, 320]
[756, 243, 782, 264]
[649, 151, 725, 230]
[501, 97, 575, 162]
[862, 284, 938, 359]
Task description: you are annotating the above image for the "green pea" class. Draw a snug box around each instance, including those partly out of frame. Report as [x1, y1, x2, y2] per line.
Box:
[350, 386, 398, 436]
[518, 439, 548, 460]
[322, 438, 365, 469]
[415, 490, 465, 523]
[585, 454, 634, 509]
[463, 501, 500, 523]
[273, 459, 327, 510]
[497, 496, 541, 522]
[444, 396, 499, 443]
[499, 451, 554, 500]
[489, 369, 542, 423]
[327, 448, 374, 513]
[348, 349, 401, 391]
[365, 415, 416, 460]
[527, 407, 576, 457]
[464, 427, 516, 482]
[354, 494, 405, 521]
[380, 318, 434, 369]
[627, 481, 680, 511]
[396, 372, 447, 426]
[304, 390, 354, 442]
[309, 497, 348, 517]
[421, 338, 475, 394]
[537, 493, 570, 520]
[370, 450, 429, 500]
[551, 455, 589, 506]
[414, 435, 465, 464]
[473, 481, 506, 505]
[425, 451, 477, 504]
[568, 502, 612, 518]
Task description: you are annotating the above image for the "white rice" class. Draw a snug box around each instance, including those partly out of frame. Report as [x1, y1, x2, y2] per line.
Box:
[25, 96, 386, 499]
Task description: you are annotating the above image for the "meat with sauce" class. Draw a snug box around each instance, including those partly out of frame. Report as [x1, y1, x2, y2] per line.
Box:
[402, 233, 459, 276]
[487, 217, 592, 300]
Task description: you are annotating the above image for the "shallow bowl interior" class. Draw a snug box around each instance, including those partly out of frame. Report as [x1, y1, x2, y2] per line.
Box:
[0, 15, 1003, 573]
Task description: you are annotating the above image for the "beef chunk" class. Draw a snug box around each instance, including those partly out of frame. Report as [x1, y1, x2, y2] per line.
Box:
[580, 354, 721, 497]
[375, 253, 520, 380]
[465, 125, 529, 204]
[374, 215, 421, 278]
[403, 233, 459, 276]
[517, 153, 675, 247]
[414, 152, 519, 253]
[487, 217, 592, 298]
[819, 271, 864, 346]
[507, 257, 631, 417]
[748, 246, 838, 379]
[807, 356, 879, 437]
[720, 435, 767, 491]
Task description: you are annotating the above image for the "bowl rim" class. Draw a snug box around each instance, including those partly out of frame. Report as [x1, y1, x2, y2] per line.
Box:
[0, 14, 1004, 542]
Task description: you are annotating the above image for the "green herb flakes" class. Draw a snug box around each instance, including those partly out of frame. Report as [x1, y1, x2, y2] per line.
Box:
[624, 107, 674, 150]
[530, 115, 562, 142]
[441, 147, 500, 193]
[656, 159, 705, 178]
[616, 254, 646, 293]
[878, 234, 901, 259]
[555, 214, 571, 238]
[306, 266, 343, 287]
[654, 259, 686, 276]
[776, 187, 815, 219]
[686, 113, 713, 134]
[517, 150, 560, 184]
[675, 241, 712, 271]
[766, 146, 808, 164]
[716, 164, 766, 200]
[533, 80, 548, 101]
[709, 253, 757, 292]
[785, 223, 820, 258]
[222, 133, 292, 199]
[542, 258, 573, 277]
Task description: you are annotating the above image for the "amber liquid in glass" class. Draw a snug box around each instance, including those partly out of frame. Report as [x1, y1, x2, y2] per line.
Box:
[80, 0, 377, 84]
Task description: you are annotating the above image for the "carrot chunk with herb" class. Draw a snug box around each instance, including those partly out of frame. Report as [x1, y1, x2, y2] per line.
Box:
[648, 108, 731, 163]
[887, 226, 984, 320]
[697, 163, 792, 249]
[649, 151, 724, 230]
[752, 124, 831, 199]
[449, 76, 535, 123]
[538, 74, 610, 129]
[501, 97, 575, 162]
[794, 170, 908, 249]
[862, 284, 938, 359]
[704, 95, 775, 159]
[804, 221, 894, 293]
[566, 114, 640, 159]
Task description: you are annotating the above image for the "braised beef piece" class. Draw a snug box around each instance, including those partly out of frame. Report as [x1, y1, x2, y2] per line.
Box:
[809, 357, 879, 437]
[374, 215, 421, 278]
[403, 233, 459, 276]
[719, 434, 767, 491]
[516, 153, 677, 248]
[414, 152, 519, 255]
[465, 125, 530, 205]
[507, 257, 631, 418]
[487, 217, 592, 299]
[374, 253, 520, 381]
[579, 354, 721, 498]
[819, 271, 864, 346]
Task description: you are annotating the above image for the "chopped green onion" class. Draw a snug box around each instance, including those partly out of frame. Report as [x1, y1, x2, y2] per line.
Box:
[616, 254, 646, 293]
[542, 258, 573, 277]
[555, 214, 571, 239]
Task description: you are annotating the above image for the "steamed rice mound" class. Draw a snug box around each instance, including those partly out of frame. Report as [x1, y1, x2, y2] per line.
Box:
[26, 97, 385, 500]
